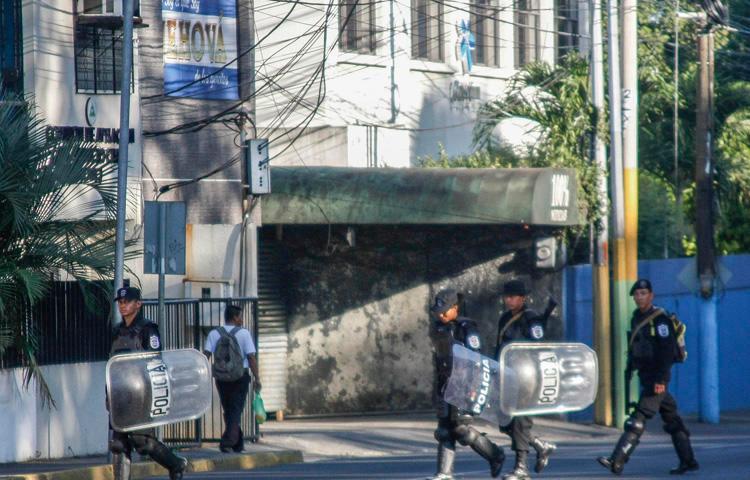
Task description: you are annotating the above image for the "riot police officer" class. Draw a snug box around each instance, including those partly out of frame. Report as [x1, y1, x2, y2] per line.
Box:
[109, 287, 189, 480]
[430, 289, 505, 480]
[597, 279, 699, 475]
[494, 280, 556, 480]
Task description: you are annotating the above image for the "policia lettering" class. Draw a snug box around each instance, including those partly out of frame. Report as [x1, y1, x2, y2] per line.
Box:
[429, 289, 505, 480]
[109, 287, 188, 480]
[495, 280, 557, 480]
[538, 352, 560, 405]
[147, 359, 171, 417]
[471, 358, 492, 415]
[597, 279, 699, 476]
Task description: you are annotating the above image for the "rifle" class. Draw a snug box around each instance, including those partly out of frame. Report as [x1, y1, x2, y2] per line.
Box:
[624, 349, 638, 414]
[540, 297, 557, 325]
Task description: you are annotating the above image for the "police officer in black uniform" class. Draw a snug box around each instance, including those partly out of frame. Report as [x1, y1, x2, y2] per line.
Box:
[597, 279, 699, 475]
[109, 287, 188, 480]
[494, 280, 556, 480]
[430, 288, 505, 480]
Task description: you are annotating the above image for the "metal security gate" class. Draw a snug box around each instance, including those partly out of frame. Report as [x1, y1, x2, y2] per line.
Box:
[257, 236, 289, 415]
[142, 297, 259, 446]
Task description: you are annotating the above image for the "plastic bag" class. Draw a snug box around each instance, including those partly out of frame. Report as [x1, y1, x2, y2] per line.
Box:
[253, 392, 267, 424]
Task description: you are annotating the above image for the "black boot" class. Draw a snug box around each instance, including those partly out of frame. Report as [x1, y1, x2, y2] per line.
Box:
[502, 450, 530, 480]
[149, 442, 189, 480]
[669, 431, 699, 474]
[469, 433, 505, 478]
[597, 417, 644, 475]
[530, 437, 556, 473]
[429, 441, 455, 480]
[112, 452, 131, 480]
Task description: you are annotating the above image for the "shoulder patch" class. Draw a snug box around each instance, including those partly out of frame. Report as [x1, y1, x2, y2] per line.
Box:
[657, 323, 669, 338]
[530, 324, 544, 339]
[468, 335, 481, 349]
[149, 334, 161, 349]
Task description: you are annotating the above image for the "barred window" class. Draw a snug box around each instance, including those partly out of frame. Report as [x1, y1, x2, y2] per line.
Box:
[515, 0, 540, 68]
[75, 24, 129, 94]
[1, 0, 23, 93]
[471, 0, 501, 67]
[411, 0, 444, 62]
[340, 0, 377, 54]
[555, 0, 579, 62]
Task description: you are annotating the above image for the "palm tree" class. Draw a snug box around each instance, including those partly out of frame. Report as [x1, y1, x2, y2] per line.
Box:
[473, 54, 603, 230]
[0, 90, 120, 406]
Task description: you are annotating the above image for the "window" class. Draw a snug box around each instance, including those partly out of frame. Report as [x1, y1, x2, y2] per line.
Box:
[411, 0, 444, 62]
[555, 0, 579, 62]
[75, 24, 131, 94]
[340, 0, 377, 54]
[0, 0, 23, 93]
[515, 0, 540, 68]
[76, 0, 140, 17]
[471, 0, 501, 67]
[80, 0, 114, 15]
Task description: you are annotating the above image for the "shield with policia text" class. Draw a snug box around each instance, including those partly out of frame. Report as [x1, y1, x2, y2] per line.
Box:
[106, 349, 213, 432]
[443, 343, 598, 426]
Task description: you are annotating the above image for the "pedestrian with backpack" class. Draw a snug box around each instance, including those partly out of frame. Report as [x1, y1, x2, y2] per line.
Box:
[204, 305, 261, 452]
[597, 279, 698, 475]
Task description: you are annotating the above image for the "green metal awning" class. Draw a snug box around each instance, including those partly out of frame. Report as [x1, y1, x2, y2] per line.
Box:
[261, 167, 580, 226]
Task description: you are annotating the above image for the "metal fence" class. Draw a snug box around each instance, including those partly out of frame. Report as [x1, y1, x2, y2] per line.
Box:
[142, 297, 260, 446]
[0, 281, 112, 368]
[0, 282, 260, 446]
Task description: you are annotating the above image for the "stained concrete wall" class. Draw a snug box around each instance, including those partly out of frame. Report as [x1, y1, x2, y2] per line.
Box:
[273, 225, 564, 415]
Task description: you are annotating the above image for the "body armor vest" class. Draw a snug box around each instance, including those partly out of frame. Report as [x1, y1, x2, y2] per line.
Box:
[110, 319, 147, 356]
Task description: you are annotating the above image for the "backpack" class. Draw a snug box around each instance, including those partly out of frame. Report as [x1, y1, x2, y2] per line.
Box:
[629, 308, 687, 363]
[669, 313, 688, 363]
[212, 326, 245, 381]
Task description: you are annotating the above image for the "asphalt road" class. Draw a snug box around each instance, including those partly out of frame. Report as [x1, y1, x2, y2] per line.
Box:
[147, 412, 750, 480]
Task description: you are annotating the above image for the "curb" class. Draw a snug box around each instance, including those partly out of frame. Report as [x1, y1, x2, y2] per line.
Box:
[2, 450, 304, 480]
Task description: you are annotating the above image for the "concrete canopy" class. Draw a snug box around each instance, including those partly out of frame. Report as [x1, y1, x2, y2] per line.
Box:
[261, 167, 580, 226]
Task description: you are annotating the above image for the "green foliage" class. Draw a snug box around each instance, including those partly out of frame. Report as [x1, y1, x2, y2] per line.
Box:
[469, 54, 603, 230]
[0, 91, 121, 406]
[637, 171, 690, 259]
[422, 0, 750, 258]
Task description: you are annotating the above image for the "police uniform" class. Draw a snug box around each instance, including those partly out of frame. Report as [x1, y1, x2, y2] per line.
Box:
[597, 279, 699, 475]
[430, 289, 505, 480]
[108, 287, 188, 480]
[495, 280, 556, 480]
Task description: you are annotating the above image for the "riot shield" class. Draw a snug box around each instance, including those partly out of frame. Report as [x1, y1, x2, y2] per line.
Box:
[498, 342, 597, 416]
[106, 349, 212, 432]
[442, 345, 511, 426]
[443, 343, 597, 425]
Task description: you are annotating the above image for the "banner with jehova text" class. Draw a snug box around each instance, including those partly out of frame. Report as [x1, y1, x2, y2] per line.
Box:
[162, 0, 239, 99]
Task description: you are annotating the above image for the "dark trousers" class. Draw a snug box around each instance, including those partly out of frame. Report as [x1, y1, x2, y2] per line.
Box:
[632, 388, 687, 433]
[216, 371, 251, 451]
[110, 427, 183, 470]
[500, 416, 533, 452]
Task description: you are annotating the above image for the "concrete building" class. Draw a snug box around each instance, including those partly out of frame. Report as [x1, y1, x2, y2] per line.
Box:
[0, 0, 586, 460]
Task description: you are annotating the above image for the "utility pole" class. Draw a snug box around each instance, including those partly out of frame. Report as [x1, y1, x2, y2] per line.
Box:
[606, 0, 629, 429]
[621, 0, 639, 411]
[114, 0, 135, 326]
[590, 0, 612, 427]
[695, 23, 719, 424]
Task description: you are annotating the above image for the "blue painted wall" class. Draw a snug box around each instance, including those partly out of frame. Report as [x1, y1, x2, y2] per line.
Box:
[564, 254, 750, 422]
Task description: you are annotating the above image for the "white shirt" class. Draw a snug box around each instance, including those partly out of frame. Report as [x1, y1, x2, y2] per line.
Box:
[204, 325, 257, 368]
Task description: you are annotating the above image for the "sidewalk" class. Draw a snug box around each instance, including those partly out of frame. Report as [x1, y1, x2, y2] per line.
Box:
[0, 443, 303, 480]
[3, 410, 749, 479]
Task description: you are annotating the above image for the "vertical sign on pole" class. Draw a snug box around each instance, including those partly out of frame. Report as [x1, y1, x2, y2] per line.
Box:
[144, 201, 187, 324]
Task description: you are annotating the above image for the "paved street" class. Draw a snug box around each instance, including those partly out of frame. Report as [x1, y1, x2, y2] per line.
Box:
[148, 412, 750, 480]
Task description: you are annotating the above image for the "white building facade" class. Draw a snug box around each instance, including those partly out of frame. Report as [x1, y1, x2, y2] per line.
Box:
[254, 0, 589, 167]
[0, 0, 586, 461]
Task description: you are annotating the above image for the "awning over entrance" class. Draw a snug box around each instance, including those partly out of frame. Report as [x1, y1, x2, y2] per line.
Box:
[261, 167, 580, 226]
